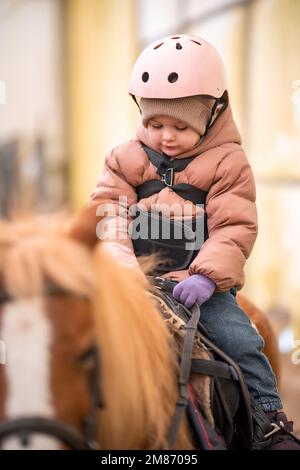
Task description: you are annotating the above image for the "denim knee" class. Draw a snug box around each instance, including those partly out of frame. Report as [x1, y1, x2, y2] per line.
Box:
[199, 291, 282, 410]
[200, 295, 265, 361]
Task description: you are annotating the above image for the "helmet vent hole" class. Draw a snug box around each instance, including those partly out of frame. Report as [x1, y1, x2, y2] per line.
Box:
[190, 40, 202, 46]
[171, 36, 180, 39]
[168, 73, 178, 83]
[176, 43, 182, 50]
[142, 72, 149, 82]
[154, 42, 164, 50]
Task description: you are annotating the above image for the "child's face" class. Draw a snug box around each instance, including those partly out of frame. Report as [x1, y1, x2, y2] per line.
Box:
[147, 115, 200, 157]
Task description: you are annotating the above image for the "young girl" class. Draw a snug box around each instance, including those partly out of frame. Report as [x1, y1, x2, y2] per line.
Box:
[89, 35, 299, 449]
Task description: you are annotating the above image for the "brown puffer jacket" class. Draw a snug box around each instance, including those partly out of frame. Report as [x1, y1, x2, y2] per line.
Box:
[89, 104, 258, 292]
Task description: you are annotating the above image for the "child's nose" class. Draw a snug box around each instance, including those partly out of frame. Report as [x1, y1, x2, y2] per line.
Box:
[162, 128, 175, 141]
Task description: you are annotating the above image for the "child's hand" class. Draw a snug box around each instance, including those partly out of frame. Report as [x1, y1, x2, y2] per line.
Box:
[172, 274, 216, 308]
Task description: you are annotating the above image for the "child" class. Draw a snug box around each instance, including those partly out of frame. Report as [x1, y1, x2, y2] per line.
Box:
[89, 35, 299, 449]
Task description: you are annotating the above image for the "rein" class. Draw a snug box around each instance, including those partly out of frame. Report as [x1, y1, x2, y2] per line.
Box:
[0, 417, 97, 450]
[151, 277, 201, 448]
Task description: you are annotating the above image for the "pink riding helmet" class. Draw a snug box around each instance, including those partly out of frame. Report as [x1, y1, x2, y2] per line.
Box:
[129, 34, 227, 100]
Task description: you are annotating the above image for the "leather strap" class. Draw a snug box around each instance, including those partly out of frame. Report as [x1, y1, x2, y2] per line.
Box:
[136, 144, 208, 206]
[167, 304, 200, 449]
[191, 359, 239, 381]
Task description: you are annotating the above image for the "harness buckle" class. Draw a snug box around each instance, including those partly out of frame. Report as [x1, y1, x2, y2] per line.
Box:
[161, 167, 174, 187]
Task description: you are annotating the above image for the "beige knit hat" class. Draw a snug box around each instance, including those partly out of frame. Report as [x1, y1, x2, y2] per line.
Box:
[140, 95, 215, 136]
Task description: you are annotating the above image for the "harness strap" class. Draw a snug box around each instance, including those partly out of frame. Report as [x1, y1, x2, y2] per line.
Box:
[133, 145, 209, 267]
[136, 144, 208, 206]
[191, 359, 239, 381]
[143, 144, 196, 174]
[136, 180, 207, 206]
[167, 304, 200, 449]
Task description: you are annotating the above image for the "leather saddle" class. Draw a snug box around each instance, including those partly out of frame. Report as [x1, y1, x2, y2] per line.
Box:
[150, 276, 275, 450]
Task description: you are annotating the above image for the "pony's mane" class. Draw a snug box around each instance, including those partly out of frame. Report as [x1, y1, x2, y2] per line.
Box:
[0, 215, 94, 299]
[92, 247, 192, 450]
[0, 213, 192, 449]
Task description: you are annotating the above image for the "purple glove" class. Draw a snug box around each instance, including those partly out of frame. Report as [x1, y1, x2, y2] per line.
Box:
[172, 274, 216, 308]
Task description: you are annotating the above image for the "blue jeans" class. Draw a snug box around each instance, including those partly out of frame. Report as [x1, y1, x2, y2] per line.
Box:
[200, 289, 282, 412]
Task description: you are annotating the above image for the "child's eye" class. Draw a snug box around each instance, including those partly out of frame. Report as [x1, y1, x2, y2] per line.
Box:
[150, 123, 162, 129]
[176, 127, 187, 131]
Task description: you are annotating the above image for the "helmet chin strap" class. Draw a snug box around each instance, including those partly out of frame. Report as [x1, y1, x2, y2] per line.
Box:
[191, 92, 228, 147]
[207, 91, 228, 129]
[131, 94, 142, 114]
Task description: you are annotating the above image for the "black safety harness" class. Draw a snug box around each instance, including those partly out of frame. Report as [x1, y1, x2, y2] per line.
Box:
[132, 145, 208, 271]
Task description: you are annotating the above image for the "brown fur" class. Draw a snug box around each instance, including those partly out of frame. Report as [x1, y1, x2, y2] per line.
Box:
[0, 215, 94, 299]
[0, 211, 280, 449]
[47, 295, 95, 432]
[92, 245, 192, 449]
[0, 215, 192, 449]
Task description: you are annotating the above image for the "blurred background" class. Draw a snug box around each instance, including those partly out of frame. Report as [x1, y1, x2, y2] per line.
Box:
[0, 0, 299, 432]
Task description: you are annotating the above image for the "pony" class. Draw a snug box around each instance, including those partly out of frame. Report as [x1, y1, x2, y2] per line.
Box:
[0, 207, 280, 449]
